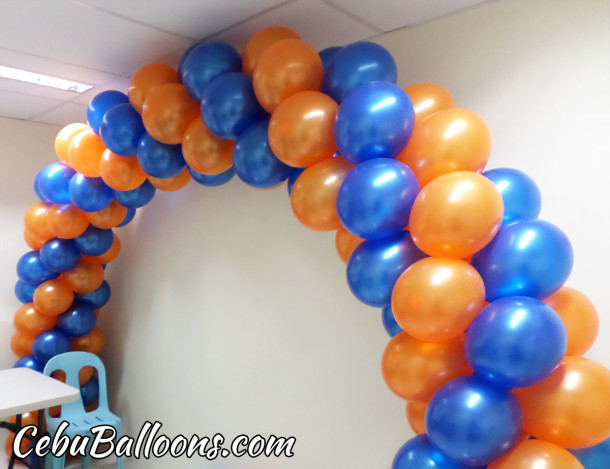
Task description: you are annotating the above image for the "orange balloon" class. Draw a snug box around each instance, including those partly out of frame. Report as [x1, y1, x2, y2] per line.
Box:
[242, 26, 300, 75]
[406, 401, 427, 435]
[86, 200, 128, 229]
[14, 303, 57, 334]
[382, 331, 472, 402]
[543, 287, 599, 356]
[86, 234, 121, 264]
[392, 257, 485, 342]
[142, 83, 199, 144]
[409, 171, 504, 258]
[290, 156, 354, 231]
[99, 149, 147, 191]
[404, 83, 456, 125]
[5, 411, 38, 456]
[182, 117, 234, 175]
[253, 39, 323, 113]
[55, 123, 88, 165]
[515, 356, 610, 449]
[71, 327, 105, 354]
[488, 439, 585, 469]
[53, 366, 94, 386]
[11, 331, 36, 357]
[335, 225, 364, 264]
[24, 202, 53, 240]
[68, 128, 106, 177]
[33, 279, 74, 317]
[148, 167, 191, 191]
[397, 108, 491, 187]
[5, 432, 30, 457]
[129, 63, 179, 113]
[268, 91, 338, 168]
[62, 258, 104, 294]
[24, 228, 48, 250]
[47, 204, 89, 239]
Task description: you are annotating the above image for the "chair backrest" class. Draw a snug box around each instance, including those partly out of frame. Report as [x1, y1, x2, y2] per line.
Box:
[43, 351, 109, 421]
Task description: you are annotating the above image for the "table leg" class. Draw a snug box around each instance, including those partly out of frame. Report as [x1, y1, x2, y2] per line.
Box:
[7, 413, 22, 469]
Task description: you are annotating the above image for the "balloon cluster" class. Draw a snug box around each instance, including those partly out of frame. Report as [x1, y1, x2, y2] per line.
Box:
[9, 25, 610, 468]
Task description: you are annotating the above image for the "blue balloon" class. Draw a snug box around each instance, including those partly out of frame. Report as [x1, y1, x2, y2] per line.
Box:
[87, 90, 129, 135]
[39, 238, 81, 272]
[232, 120, 292, 188]
[74, 225, 114, 256]
[15, 280, 37, 303]
[319, 46, 342, 69]
[75, 280, 111, 309]
[33, 170, 52, 203]
[201, 72, 267, 140]
[465, 297, 567, 388]
[137, 132, 186, 178]
[471, 219, 573, 301]
[69, 174, 114, 212]
[287, 167, 305, 196]
[570, 438, 610, 469]
[32, 329, 71, 363]
[483, 168, 541, 225]
[14, 355, 45, 373]
[56, 301, 97, 337]
[347, 231, 426, 307]
[322, 42, 397, 103]
[117, 208, 136, 227]
[100, 103, 145, 156]
[17, 251, 58, 285]
[382, 305, 402, 337]
[189, 167, 235, 187]
[426, 376, 522, 466]
[115, 180, 156, 208]
[334, 82, 415, 164]
[36, 163, 76, 204]
[80, 376, 100, 406]
[180, 42, 242, 102]
[337, 158, 419, 239]
[178, 43, 199, 82]
[393, 435, 477, 469]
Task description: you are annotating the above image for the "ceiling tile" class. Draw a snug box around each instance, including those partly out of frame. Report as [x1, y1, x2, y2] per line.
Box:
[0, 76, 83, 102]
[32, 102, 88, 126]
[0, 90, 63, 120]
[73, 77, 132, 105]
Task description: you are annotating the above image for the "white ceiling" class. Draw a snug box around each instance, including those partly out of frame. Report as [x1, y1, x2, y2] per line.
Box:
[0, 0, 491, 126]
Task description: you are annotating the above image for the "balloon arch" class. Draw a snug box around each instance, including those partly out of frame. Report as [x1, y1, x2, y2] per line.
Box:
[9, 26, 610, 468]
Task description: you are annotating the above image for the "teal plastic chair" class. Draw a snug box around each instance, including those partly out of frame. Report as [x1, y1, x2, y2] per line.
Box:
[43, 352, 122, 469]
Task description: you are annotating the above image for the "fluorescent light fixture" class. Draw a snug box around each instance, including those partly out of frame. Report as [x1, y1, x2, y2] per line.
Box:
[0, 65, 93, 93]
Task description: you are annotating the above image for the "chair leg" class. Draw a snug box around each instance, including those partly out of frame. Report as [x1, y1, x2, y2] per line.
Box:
[45, 452, 65, 469]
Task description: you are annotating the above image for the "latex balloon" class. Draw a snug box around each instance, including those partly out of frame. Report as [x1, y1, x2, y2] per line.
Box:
[180, 42, 242, 101]
[37, 163, 76, 204]
[426, 376, 523, 466]
[62, 258, 105, 294]
[71, 327, 105, 354]
[334, 82, 415, 164]
[409, 171, 504, 258]
[24, 202, 53, 240]
[471, 219, 573, 301]
[382, 331, 471, 402]
[80, 376, 99, 406]
[142, 83, 200, 144]
[87, 90, 129, 135]
[337, 158, 419, 239]
[406, 401, 427, 435]
[47, 204, 89, 239]
[15, 280, 36, 304]
[23, 228, 49, 251]
[33, 279, 74, 317]
[39, 238, 81, 272]
[287, 167, 305, 196]
[347, 231, 426, 307]
[68, 128, 106, 177]
[33, 171, 52, 204]
[117, 208, 137, 227]
[268, 91, 338, 168]
[323, 42, 397, 103]
[182, 117, 234, 175]
[148, 167, 191, 191]
[128, 63, 179, 113]
[290, 156, 354, 231]
[483, 168, 541, 225]
[201, 72, 266, 140]
[100, 103, 145, 156]
[466, 297, 567, 388]
[393, 435, 474, 469]
[55, 123, 88, 165]
[335, 225, 364, 264]
[32, 329, 71, 363]
[488, 439, 585, 469]
[189, 167, 235, 187]
[544, 287, 599, 356]
[99, 149, 148, 191]
[14, 355, 45, 373]
[570, 438, 610, 469]
[397, 109, 492, 187]
[253, 39, 323, 113]
[319, 46, 342, 69]
[382, 305, 402, 337]
[114, 180, 156, 208]
[86, 200, 128, 229]
[68, 174, 114, 213]
[56, 301, 97, 337]
[137, 132, 186, 178]
[74, 225, 114, 256]
[11, 331, 36, 357]
[404, 83, 456, 125]
[74, 280, 111, 309]
[392, 258, 485, 342]
[242, 26, 300, 75]
[232, 119, 291, 189]
[515, 356, 610, 449]
[17, 251, 58, 285]
[14, 303, 57, 334]
[86, 234, 121, 264]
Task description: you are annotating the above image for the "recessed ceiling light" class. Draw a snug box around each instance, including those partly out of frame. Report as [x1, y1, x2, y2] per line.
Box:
[0, 65, 93, 93]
